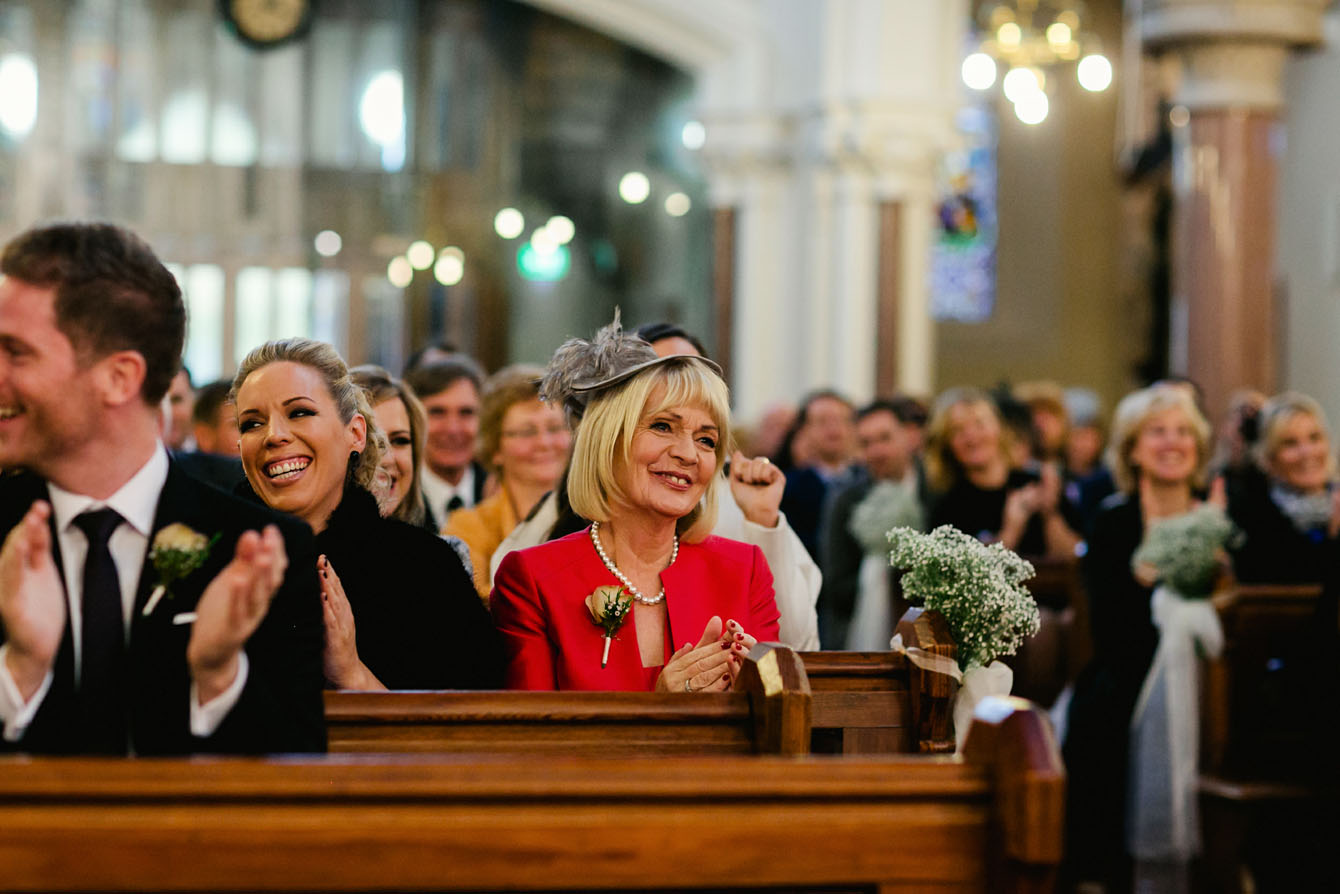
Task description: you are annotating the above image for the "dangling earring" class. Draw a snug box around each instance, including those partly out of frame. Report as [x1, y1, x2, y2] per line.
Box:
[346, 450, 361, 486]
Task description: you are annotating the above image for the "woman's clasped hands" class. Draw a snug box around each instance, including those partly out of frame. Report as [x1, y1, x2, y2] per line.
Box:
[655, 615, 758, 694]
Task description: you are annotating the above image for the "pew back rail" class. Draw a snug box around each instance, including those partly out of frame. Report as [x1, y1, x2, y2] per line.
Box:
[0, 702, 1064, 894]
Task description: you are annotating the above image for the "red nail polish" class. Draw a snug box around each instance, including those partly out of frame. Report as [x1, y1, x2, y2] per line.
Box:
[734, 633, 743, 641]
[720, 641, 731, 650]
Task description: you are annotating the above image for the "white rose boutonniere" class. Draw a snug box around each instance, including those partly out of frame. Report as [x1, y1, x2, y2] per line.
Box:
[143, 523, 219, 616]
[585, 584, 633, 669]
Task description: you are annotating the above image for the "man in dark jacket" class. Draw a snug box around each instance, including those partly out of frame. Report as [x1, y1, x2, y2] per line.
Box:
[0, 222, 324, 755]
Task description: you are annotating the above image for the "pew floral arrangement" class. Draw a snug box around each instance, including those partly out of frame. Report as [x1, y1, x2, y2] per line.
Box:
[888, 524, 1040, 750]
[586, 585, 633, 668]
[887, 524, 1039, 671]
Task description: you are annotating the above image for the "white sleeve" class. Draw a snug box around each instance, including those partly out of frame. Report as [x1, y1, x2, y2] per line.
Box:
[0, 643, 54, 742]
[713, 499, 821, 651]
[189, 651, 249, 737]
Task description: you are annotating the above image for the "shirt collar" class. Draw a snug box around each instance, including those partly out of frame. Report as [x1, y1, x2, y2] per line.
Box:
[47, 443, 170, 538]
[421, 463, 473, 501]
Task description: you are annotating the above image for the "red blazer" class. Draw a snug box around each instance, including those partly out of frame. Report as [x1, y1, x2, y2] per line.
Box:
[491, 529, 781, 690]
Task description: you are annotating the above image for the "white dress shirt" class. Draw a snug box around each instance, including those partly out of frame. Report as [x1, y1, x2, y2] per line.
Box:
[0, 444, 247, 742]
[421, 463, 476, 526]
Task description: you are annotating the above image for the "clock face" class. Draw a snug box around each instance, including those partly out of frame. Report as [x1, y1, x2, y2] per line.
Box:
[225, 0, 311, 47]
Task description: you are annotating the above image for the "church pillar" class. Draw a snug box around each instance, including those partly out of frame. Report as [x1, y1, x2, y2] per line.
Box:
[1141, 0, 1325, 419]
[695, 1, 965, 420]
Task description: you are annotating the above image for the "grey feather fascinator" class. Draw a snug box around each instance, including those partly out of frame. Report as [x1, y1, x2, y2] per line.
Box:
[539, 309, 722, 424]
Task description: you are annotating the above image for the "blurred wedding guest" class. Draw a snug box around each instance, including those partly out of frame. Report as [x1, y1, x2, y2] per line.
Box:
[1063, 387, 1116, 535]
[162, 366, 195, 451]
[743, 403, 797, 461]
[632, 321, 705, 358]
[1228, 391, 1340, 583]
[926, 388, 1081, 558]
[191, 380, 241, 457]
[234, 339, 500, 691]
[991, 385, 1038, 469]
[404, 355, 487, 530]
[492, 316, 779, 690]
[1061, 383, 1211, 891]
[1064, 388, 1106, 479]
[779, 389, 857, 558]
[820, 398, 928, 650]
[0, 222, 324, 754]
[1014, 380, 1069, 464]
[402, 340, 459, 377]
[445, 364, 571, 601]
[173, 379, 245, 493]
[492, 323, 821, 651]
[1209, 387, 1266, 482]
[349, 365, 429, 526]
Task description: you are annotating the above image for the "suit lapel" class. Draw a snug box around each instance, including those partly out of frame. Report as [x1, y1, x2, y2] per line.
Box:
[129, 465, 216, 630]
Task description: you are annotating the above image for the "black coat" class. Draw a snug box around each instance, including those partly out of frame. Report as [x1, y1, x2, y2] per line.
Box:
[929, 468, 1080, 557]
[0, 464, 326, 756]
[314, 486, 503, 690]
[1227, 471, 1338, 585]
[1061, 493, 1158, 886]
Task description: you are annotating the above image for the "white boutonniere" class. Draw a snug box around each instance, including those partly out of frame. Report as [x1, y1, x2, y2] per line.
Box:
[585, 585, 632, 669]
[143, 523, 219, 616]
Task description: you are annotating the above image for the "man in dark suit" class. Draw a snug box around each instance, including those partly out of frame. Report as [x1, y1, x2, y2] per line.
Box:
[404, 357, 488, 530]
[779, 389, 858, 559]
[818, 397, 929, 649]
[0, 223, 324, 755]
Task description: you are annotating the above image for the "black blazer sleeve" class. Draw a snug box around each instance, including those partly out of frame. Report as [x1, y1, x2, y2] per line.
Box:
[198, 511, 326, 754]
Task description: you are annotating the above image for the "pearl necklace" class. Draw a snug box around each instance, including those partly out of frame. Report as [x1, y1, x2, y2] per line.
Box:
[589, 521, 677, 606]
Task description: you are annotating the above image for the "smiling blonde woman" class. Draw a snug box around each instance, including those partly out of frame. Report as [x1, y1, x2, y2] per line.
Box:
[1227, 391, 1339, 583]
[233, 338, 501, 692]
[490, 317, 780, 692]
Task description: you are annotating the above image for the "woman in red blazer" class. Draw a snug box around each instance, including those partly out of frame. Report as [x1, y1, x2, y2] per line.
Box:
[491, 316, 780, 691]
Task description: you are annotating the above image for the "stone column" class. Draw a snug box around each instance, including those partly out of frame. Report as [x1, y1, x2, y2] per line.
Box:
[695, 1, 964, 419]
[1141, 0, 1325, 419]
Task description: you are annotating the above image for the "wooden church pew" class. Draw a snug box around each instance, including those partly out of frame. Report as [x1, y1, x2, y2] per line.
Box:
[0, 700, 1065, 894]
[1197, 583, 1338, 890]
[325, 642, 811, 756]
[803, 606, 959, 754]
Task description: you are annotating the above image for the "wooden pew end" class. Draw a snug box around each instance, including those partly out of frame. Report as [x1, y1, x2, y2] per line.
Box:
[962, 696, 1066, 871]
[737, 643, 812, 756]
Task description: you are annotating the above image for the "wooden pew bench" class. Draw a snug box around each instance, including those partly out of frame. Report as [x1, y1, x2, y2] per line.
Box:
[326, 611, 963, 758]
[1198, 583, 1339, 890]
[0, 701, 1064, 894]
[327, 643, 811, 756]
[1009, 555, 1089, 708]
[803, 607, 959, 754]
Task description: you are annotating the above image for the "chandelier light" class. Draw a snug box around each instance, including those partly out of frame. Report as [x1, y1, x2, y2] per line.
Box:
[962, 1, 1111, 125]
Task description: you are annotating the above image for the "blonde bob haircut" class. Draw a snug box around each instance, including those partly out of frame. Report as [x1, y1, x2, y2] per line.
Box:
[1106, 383, 1211, 494]
[923, 386, 1013, 493]
[567, 358, 730, 543]
[1255, 391, 1336, 481]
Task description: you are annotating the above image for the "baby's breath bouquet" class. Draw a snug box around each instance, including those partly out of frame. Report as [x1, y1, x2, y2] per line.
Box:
[1131, 503, 1236, 598]
[887, 525, 1040, 672]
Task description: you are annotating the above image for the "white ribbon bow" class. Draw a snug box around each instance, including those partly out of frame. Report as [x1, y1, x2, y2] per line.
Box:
[1128, 585, 1224, 860]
